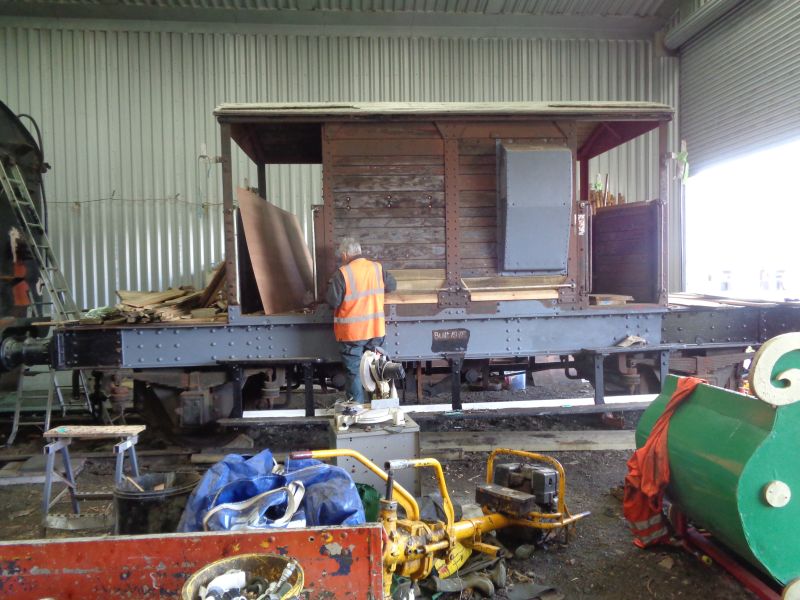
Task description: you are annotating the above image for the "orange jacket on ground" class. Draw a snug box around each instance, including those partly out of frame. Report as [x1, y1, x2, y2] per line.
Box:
[623, 376, 705, 548]
[333, 257, 386, 342]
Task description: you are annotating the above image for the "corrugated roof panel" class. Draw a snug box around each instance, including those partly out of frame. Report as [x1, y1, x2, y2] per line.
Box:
[8, 0, 667, 14]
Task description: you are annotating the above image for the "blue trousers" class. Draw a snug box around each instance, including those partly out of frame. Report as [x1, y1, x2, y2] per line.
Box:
[339, 337, 384, 403]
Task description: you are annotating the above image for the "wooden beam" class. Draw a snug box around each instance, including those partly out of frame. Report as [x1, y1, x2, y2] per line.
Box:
[220, 123, 239, 307]
[420, 429, 636, 458]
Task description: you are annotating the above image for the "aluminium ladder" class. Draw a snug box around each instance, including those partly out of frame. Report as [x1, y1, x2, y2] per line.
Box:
[0, 157, 96, 444]
[0, 159, 80, 320]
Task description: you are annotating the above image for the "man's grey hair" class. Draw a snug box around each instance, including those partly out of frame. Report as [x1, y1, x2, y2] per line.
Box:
[338, 236, 362, 257]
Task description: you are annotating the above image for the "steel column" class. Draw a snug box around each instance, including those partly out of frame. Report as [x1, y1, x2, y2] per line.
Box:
[304, 362, 315, 417]
[449, 354, 464, 411]
[229, 364, 244, 418]
[658, 121, 670, 302]
[659, 350, 670, 390]
[593, 353, 606, 405]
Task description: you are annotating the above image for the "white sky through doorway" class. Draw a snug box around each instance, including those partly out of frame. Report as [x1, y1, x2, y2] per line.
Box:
[685, 138, 800, 300]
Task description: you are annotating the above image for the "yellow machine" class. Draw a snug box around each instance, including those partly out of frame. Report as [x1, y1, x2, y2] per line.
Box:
[291, 448, 589, 599]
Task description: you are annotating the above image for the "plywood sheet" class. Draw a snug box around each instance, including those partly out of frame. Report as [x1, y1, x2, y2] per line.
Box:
[237, 188, 314, 315]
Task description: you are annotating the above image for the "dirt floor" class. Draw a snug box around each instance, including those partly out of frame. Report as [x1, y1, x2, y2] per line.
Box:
[439, 453, 753, 600]
[0, 380, 759, 599]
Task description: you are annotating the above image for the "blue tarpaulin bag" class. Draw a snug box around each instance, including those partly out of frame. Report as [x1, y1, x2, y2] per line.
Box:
[284, 458, 367, 528]
[178, 449, 365, 532]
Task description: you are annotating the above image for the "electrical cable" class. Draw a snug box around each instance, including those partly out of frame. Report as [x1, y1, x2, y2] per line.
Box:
[46, 194, 223, 208]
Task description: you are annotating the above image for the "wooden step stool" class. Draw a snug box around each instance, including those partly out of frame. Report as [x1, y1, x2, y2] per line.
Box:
[42, 424, 146, 529]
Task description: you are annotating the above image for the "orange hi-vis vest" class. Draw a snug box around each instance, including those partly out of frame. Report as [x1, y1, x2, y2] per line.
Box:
[333, 257, 386, 342]
[623, 376, 705, 548]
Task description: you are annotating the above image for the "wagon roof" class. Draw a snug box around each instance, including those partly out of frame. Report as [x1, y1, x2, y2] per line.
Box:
[215, 101, 673, 121]
[215, 101, 673, 164]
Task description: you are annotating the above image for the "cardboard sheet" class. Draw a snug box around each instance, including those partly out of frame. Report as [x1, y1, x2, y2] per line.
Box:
[237, 188, 314, 315]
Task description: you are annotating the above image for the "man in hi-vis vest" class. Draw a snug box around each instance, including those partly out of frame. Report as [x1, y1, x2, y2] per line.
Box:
[326, 237, 397, 403]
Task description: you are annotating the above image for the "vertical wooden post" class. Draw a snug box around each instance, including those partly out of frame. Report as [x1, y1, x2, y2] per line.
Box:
[220, 122, 239, 307]
[443, 138, 461, 288]
[579, 158, 591, 298]
[257, 163, 267, 199]
[312, 205, 326, 301]
[434, 122, 468, 307]
[321, 125, 336, 284]
[579, 159, 589, 202]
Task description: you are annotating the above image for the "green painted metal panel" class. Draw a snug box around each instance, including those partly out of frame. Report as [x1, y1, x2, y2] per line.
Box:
[637, 374, 800, 584]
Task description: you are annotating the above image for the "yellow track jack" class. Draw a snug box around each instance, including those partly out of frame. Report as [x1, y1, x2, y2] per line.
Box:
[291, 448, 590, 599]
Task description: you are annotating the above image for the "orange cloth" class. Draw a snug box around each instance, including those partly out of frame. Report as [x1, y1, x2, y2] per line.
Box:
[623, 376, 704, 548]
[333, 257, 386, 342]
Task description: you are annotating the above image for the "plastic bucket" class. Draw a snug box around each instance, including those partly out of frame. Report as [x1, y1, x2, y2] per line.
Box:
[182, 553, 304, 600]
[114, 471, 200, 535]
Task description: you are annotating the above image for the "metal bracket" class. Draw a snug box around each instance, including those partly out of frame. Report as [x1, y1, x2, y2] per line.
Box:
[438, 288, 471, 309]
[558, 284, 578, 305]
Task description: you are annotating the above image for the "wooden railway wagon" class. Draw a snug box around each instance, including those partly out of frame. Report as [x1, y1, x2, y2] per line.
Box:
[4, 102, 800, 429]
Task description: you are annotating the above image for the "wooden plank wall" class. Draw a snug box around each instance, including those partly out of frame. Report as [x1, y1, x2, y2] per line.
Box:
[592, 201, 659, 302]
[328, 123, 446, 270]
[326, 120, 572, 281]
[459, 139, 497, 277]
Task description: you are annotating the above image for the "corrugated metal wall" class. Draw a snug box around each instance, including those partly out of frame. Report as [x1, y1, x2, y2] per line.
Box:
[1, 22, 678, 307]
[681, 1, 800, 174]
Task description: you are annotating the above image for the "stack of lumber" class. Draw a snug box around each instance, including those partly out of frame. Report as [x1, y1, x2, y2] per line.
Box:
[114, 263, 227, 323]
[588, 188, 624, 213]
[116, 288, 203, 323]
[589, 293, 633, 306]
[385, 269, 563, 304]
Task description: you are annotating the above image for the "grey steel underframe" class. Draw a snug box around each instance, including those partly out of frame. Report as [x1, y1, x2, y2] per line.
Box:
[51, 302, 800, 371]
[46, 302, 800, 414]
[54, 306, 665, 369]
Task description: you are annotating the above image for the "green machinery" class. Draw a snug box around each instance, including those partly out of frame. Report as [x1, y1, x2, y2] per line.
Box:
[637, 332, 800, 594]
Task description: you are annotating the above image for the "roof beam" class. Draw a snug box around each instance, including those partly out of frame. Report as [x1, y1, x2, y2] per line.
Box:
[0, 10, 667, 39]
[577, 121, 661, 161]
